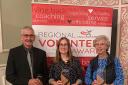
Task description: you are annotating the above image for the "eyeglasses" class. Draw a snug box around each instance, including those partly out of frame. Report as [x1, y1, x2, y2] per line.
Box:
[95, 43, 106, 46]
[59, 44, 68, 47]
[22, 34, 35, 37]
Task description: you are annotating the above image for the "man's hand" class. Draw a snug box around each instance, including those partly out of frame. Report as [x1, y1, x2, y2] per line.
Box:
[28, 78, 43, 85]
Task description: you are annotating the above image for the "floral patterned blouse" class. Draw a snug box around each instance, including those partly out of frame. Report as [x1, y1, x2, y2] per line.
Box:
[49, 58, 83, 84]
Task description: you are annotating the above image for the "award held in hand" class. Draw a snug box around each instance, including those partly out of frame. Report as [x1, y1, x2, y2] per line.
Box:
[96, 68, 105, 85]
[61, 68, 70, 85]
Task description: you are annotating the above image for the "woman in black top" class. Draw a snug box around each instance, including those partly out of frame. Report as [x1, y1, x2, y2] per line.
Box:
[49, 37, 83, 85]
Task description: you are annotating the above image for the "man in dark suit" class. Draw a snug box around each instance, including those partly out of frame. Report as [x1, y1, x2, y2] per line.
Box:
[6, 26, 48, 85]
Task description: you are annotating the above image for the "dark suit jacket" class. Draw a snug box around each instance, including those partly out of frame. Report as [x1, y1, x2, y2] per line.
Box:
[6, 45, 48, 85]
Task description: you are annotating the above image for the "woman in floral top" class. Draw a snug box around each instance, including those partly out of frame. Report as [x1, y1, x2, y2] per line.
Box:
[49, 37, 83, 85]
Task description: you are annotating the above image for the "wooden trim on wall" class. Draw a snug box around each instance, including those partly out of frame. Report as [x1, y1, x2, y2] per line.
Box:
[0, 5, 3, 53]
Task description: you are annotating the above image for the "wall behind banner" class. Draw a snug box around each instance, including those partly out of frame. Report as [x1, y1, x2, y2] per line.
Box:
[0, 0, 128, 84]
[0, 0, 32, 64]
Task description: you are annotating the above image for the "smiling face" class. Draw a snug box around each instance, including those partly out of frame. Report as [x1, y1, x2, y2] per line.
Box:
[59, 39, 69, 55]
[56, 37, 73, 62]
[21, 27, 35, 48]
[94, 39, 108, 56]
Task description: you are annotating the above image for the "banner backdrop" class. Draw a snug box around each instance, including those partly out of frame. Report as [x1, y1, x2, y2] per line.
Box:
[32, 4, 113, 67]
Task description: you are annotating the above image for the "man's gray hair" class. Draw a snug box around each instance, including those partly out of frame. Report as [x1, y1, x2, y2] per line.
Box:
[21, 26, 35, 35]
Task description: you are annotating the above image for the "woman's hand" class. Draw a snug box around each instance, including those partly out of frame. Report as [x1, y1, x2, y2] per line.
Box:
[56, 80, 63, 85]
[72, 83, 79, 85]
[103, 83, 113, 85]
[72, 81, 81, 85]
[92, 79, 104, 85]
[50, 80, 63, 85]
[92, 80, 98, 85]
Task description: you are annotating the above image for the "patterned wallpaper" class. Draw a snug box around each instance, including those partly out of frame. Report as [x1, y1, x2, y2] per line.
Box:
[122, 0, 128, 4]
[33, 0, 119, 6]
[120, 6, 128, 85]
[32, 0, 128, 84]
[60, 0, 119, 6]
